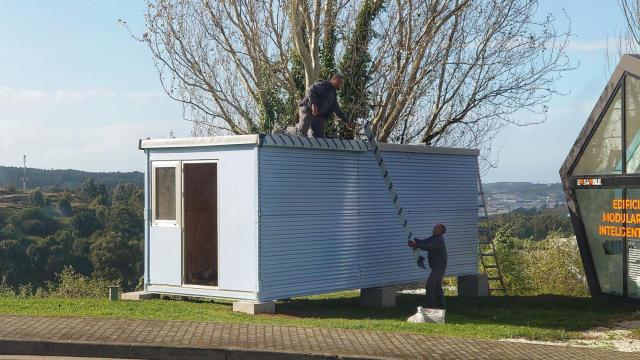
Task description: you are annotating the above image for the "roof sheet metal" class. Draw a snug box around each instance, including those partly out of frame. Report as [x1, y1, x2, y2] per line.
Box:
[140, 133, 479, 156]
[258, 146, 478, 301]
[260, 134, 369, 152]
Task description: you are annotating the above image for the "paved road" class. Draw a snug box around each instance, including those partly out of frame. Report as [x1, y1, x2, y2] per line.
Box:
[0, 315, 637, 359]
[0, 356, 135, 360]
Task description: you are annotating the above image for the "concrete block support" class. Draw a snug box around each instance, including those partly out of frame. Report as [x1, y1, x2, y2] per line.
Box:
[360, 286, 396, 308]
[233, 301, 276, 315]
[121, 291, 160, 301]
[457, 274, 489, 297]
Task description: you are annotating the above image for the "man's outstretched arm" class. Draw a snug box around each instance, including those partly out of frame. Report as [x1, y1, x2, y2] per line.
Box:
[409, 236, 444, 251]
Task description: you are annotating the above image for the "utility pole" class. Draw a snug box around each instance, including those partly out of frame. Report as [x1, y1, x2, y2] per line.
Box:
[21, 155, 27, 190]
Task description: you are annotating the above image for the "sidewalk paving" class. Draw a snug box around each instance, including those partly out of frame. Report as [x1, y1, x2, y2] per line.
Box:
[0, 315, 637, 360]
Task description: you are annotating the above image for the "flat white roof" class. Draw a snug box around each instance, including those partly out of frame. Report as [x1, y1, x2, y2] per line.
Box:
[139, 134, 479, 156]
[139, 134, 260, 149]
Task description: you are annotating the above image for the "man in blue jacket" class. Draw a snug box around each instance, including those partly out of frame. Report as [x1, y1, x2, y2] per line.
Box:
[408, 223, 447, 309]
[286, 74, 355, 138]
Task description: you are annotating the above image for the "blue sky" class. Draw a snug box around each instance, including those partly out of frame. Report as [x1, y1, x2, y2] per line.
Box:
[0, 1, 629, 182]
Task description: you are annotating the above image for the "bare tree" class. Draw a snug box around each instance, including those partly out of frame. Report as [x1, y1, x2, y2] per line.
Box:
[134, 0, 572, 156]
[604, 2, 640, 78]
[621, 0, 640, 53]
[368, 0, 572, 150]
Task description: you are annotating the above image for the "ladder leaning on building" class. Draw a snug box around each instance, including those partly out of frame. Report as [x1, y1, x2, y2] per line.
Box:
[364, 120, 507, 293]
[477, 172, 507, 296]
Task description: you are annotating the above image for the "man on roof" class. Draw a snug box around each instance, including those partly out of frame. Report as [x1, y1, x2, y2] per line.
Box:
[285, 74, 356, 138]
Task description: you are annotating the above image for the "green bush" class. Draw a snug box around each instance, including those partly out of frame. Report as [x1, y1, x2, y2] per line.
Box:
[9, 208, 61, 237]
[0, 276, 15, 297]
[0, 267, 112, 299]
[71, 210, 103, 237]
[494, 226, 589, 297]
[28, 190, 46, 207]
[91, 232, 142, 291]
[17, 283, 33, 298]
[46, 266, 110, 298]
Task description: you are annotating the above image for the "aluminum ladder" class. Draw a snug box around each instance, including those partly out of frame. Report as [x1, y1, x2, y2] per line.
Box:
[477, 173, 508, 295]
[363, 121, 422, 267]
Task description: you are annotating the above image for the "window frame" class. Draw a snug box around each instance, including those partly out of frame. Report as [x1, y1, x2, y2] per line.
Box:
[151, 161, 181, 227]
[573, 187, 625, 297]
[570, 73, 640, 177]
[570, 80, 624, 176]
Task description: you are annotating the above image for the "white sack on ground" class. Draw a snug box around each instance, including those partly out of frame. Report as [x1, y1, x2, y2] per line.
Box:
[407, 306, 446, 324]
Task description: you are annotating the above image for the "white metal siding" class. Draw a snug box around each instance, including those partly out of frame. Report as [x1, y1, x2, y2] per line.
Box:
[148, 226, 182, 286]
[148, 145, 259, 295]
[258, 146, 478, 301]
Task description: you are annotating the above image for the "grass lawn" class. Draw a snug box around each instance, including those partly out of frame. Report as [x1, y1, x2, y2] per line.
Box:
[0, 292, 637, 341]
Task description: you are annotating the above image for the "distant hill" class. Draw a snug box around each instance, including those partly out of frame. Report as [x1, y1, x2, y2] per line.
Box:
[483, 182, 565, 214]
[0, 166, 143, 190]
[483, 182, 564, 196]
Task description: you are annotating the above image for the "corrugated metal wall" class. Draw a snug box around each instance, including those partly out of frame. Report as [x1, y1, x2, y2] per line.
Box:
[258, 146, 478, 301]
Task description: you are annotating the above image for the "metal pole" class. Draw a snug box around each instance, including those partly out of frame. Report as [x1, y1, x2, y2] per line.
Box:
[22, 155, 27, 190]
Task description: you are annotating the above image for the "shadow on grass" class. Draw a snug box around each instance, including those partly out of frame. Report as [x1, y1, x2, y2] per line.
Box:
[276, 293, 639, 332]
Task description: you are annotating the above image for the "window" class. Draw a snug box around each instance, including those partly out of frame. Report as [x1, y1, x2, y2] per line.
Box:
[575, 188, 624, 296]
[154, 165, 177, 222]
[572, 89, 622, 175]
[627, 76, 640, 173]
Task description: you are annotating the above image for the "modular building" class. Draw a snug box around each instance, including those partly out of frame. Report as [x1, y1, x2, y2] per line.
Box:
[139, 134, 479, 301]
[561, 54, 640, 302]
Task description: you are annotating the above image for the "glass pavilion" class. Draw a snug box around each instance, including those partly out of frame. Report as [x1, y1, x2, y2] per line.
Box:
[561, 54, 640, 301]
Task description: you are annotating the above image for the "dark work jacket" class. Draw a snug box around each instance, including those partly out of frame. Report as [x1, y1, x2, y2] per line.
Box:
[414, 235, 447, 272]
[299, 80, 347, 122]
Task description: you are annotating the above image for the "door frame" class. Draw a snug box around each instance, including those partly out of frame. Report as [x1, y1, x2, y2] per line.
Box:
[180, 160, 220, 288]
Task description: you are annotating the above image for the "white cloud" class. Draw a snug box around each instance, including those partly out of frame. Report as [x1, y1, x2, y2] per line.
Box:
[566, 39, 623, 52]
[0, 85, 188, 172]
[122, 91, 166, 102]
[0, 87, 166, 106]
[0, 117, 188, 172]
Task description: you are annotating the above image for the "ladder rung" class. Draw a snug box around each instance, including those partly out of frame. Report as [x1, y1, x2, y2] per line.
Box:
[479, 176, 507, 297]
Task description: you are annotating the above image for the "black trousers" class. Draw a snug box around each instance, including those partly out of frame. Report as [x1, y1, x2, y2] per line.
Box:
[425, 268, 446, 309]
[285, 106, 327, 138]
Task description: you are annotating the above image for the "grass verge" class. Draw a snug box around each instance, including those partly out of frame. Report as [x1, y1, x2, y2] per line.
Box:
[0, 292, 636, 341]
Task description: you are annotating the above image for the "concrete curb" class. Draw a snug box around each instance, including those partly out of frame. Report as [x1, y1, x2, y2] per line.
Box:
[0, 339, 385, 360]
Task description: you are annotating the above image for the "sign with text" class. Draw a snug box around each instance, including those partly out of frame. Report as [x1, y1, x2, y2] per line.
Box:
[599, 199, 640, 238]
[577, 178, 603, 186]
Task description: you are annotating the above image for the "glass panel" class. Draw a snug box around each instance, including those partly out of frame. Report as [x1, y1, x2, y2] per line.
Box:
[572, 89, 622, 175]
[626, 76, 640, 172]
[626, 189, 640, 299]
[575, 188, 624, 296]
[155, 167, 176, 221]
